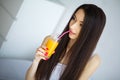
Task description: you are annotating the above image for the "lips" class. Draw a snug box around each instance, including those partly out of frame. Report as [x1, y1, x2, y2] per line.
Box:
[69, 30, 76, 35]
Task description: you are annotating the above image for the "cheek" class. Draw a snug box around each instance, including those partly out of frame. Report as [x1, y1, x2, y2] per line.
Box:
[76, 27, 82, 36]
[77, 27, 81, 33]
[69, 20, 75, 27]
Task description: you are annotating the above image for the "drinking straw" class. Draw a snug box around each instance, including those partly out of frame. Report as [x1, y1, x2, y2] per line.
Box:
[58, 30, 71, 40]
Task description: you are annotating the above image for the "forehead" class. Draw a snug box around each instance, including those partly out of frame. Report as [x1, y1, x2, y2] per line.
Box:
[75, 9, 85, 21]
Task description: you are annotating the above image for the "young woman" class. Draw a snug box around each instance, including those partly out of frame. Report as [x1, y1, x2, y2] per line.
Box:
[26, 4, 106, 80]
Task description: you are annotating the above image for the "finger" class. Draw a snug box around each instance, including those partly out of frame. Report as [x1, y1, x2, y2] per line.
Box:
[36, 51, 45, 57]
[41, 45, 49, 51]
[37, 48, 46, 54]
[37, 48, 49, 57]
[36, 49, 49, 58]
[36, 51, 49, 60]
[41, 56, 49, 60]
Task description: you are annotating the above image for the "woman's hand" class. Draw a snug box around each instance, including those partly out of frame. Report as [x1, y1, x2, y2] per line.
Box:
[34, 46, 49, 62]
[26, 46, 49, 80]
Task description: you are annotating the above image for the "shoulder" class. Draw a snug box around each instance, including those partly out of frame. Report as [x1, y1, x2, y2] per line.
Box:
[86, 54, 101, 73]
[79, 54, 101, 80]
[90, 54, 101, 66]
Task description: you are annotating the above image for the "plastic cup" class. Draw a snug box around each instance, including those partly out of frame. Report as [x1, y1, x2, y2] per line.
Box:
[45, 36, 59, 57]
[43, 30, 70, 58]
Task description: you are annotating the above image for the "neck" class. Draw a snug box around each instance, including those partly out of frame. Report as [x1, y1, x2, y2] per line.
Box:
[67, 39, 76, 51]
[60, 39, 76, 64]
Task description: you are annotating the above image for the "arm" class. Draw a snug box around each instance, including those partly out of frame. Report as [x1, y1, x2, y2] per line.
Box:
[79, 54, 101, 80]
[25, 35, 51, 80]
[25, 59, 41, 80]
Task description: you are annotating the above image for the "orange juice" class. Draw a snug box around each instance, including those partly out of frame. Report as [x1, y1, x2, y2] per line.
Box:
[46, 37, 58, 57]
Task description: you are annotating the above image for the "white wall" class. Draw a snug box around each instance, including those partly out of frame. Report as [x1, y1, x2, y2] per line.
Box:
[0, 0, 65, 60]
[93, 1, 120, 80]
[0, 0, 23, 48]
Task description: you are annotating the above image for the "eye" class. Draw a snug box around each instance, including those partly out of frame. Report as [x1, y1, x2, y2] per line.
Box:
[79, 21, 83, 27]
[71, 15, 76, 20]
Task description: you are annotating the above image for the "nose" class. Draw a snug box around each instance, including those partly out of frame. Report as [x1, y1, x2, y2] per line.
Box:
[70, 22, 78, 30]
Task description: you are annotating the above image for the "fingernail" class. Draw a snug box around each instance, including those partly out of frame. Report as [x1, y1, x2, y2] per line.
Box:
[45, 58, 48, 60]
[44, 52, 48, 56]
[46, 48, 49, 50]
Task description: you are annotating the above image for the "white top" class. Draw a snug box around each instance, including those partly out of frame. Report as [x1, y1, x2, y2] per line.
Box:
[49, 63, 93, 80]
[49, 63, 66, 80]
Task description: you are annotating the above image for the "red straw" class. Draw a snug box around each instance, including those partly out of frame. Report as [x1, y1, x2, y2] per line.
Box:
[58, 30, 70, 40]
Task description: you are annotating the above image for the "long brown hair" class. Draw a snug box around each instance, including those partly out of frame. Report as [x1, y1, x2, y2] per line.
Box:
[35, 4, 106, 80]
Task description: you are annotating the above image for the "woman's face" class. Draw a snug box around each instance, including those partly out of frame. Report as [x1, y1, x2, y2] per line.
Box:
[69, 9, 85, 40]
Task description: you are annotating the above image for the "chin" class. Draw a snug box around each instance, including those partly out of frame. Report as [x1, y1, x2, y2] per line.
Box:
[69, 34, 77, 40]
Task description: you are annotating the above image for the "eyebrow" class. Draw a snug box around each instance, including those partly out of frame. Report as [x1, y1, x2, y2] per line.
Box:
[74, 14, 83, 23]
